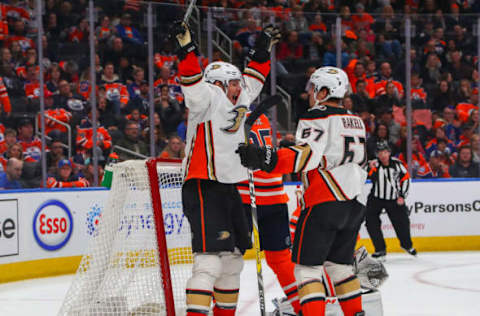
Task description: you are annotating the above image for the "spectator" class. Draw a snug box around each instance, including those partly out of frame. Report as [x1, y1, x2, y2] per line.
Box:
[447, 50, 473, 82]
[373, 5, 401, 60]
[82, 157, 104, 186]
[375, 62, 404, 98]
[100, 62, 120, 84]
[284, 5, 309, 34]
[352, 3, 375, 32]
[233, 17, 261, 58]
[426, 127, 456, 158]
[410, 72, 427, 107]
[449, 146, 480, 178]
[308, 13, 327, 33]
[428, 147, 451, 178]
[67, 17, 89, 43]
[351, 80, 374, 113]
[103, 37, 132, 70]
[0, 143, 30, 170]
[156, 84, 182, 135]
[46, 140, 65, 174]
[46, 159, 89, 188]
[159, 135, 185, 159]
[378, 107, 401, 145]
[16, 117, 41, 162]
[4, 20, 35, 54]
[432, 80, 455, 112]
[177, 108, 188, 142]
[0, 75, 11, 115]
[127, 79, 149, 114]
[0, 128, 17, 154]
[46, 63, 64, 93]
[127, 67, 145, 99]
[96, 15, 114, 43]
[457, 123, 475, 147]
[115, 13, 143, 46]
[0, 157, 23, 189]
[76, 107, 112, 157]
[115, 120, 148, 161]
[421, 53, 443, 88]
[443, 107, 462, 142]
[366, 123, 396, 160]
[374, 81, 402, 115]
[53, 79, 86, 123]
[276, 31, 304, 61]
[471, 134, 480, 163]
[125, 108, 147, 130]
[38, 88, 71, 142]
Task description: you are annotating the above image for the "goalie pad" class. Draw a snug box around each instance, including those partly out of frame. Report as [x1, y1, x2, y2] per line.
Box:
[354, 246, 389, 289]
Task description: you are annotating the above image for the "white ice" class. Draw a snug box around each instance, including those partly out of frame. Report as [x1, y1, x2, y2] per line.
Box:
[0, 251, 479, 315]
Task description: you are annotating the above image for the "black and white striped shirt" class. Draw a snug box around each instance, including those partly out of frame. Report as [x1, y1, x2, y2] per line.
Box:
[367, 157, 410, 200]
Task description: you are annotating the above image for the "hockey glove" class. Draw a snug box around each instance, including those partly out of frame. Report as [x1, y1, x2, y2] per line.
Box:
[236, 143, 277, 173]
[248, 25, 281, 63]
[170, 21, 198, 60]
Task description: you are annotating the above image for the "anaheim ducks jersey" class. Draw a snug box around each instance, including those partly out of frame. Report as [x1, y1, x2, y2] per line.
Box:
[179, 51, 270, 184]
[237, 114, 289, 205]
[272, 105, 368, 207]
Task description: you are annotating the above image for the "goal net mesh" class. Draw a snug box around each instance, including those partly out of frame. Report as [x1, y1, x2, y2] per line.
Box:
[59, 160, 192, 315]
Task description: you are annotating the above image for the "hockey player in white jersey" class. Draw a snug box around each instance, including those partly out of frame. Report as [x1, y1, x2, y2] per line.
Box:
[172, 21, 280, 316]
[238, 67, 368, 316]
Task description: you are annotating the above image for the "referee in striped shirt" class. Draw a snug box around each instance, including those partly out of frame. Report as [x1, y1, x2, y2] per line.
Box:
[366, 141, 416, 260]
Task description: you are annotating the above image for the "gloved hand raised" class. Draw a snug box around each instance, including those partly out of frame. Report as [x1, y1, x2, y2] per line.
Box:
[236, 143, 278, 173]
[170, 21, 198, 59]
[248, 25, 281, 63]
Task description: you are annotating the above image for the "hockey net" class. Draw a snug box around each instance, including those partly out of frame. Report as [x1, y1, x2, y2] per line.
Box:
[59, 159, 192, 316]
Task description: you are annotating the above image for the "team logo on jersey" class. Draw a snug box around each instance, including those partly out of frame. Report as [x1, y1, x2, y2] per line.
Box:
[217, 230, 230, 240]
[222, 105, 248, 133]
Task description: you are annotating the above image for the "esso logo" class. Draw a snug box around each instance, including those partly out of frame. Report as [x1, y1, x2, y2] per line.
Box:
[33, 200, 73, 251]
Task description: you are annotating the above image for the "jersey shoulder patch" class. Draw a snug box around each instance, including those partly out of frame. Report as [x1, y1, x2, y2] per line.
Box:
[300, 105, 347, 120]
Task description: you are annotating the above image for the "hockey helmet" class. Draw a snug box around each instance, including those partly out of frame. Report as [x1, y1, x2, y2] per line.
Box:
[204, 61, 244, 90]
[309, 66, 350, 103]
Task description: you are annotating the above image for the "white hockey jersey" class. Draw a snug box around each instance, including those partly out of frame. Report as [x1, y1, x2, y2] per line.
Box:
[273, 104, 368, 206]
[179, 52, 270, 184]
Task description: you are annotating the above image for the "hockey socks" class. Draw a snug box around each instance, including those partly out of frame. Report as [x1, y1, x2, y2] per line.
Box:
[212, 287, 238, 316]
[186, 288, 212, 316]
[265, 249, 301, 313]
[334, 275, 363, 316]
[298, 279, 326, 316]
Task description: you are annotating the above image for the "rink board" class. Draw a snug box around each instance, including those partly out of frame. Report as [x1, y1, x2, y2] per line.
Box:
[0, 179, 479, 282]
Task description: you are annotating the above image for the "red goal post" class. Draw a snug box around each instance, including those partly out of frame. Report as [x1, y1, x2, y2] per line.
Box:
[147, 158, 182, 316]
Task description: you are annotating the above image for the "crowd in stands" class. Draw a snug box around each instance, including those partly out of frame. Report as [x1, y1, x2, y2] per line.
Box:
[0, 0, 479, 189]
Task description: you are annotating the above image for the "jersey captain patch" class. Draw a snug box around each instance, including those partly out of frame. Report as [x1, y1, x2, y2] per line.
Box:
[222, 105, 248, 133]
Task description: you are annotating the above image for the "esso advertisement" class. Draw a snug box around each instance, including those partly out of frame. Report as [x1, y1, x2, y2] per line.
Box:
[33, 200, 73, 251]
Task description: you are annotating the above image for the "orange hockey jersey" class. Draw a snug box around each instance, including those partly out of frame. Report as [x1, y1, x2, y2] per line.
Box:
[38, 109, 72, 134]
[104, 82, 129, 105]
[237, 114, 288, 205]
[76, 125, 112, 154]
[0, 77, 11, 113]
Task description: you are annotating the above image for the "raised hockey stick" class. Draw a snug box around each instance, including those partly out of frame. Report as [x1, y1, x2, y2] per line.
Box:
[244, 94, 282, 316]
[182, 0, 197, 24]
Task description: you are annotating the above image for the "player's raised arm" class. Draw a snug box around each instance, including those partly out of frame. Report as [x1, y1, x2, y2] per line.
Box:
[172, 21, 212, 113]
[242, 25, 281, 101]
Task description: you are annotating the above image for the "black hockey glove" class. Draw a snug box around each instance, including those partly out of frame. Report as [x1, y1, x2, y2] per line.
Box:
[170, 21, 198, 60]
[236, 143, 278, 173]
[248, 25, 281, 63]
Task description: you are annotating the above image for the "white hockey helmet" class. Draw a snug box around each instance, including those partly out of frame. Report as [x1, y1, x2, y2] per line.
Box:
[310, 66, 350, 103]
[204, 61, 244, 89]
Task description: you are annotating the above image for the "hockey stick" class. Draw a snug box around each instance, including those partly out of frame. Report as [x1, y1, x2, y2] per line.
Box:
[182, 0, 197, 24]
[244, 94, 282, 316]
